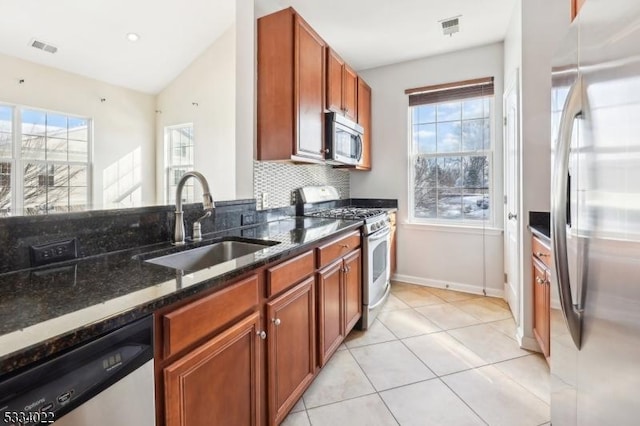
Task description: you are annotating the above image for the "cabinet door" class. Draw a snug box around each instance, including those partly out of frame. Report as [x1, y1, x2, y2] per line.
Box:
[356, 77, 372, 170]
[294, 16, 325, 160]
[266, 276, 316, 426]
[326, 49, 343, 114]
[343, 249, 362, 334]
[343, 64, 358, 122]
[317, 259, 344, 367]
[533, 259, 550, 358]
[164, 312, 262, 426]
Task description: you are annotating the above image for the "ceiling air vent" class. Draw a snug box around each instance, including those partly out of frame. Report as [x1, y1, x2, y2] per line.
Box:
[30, 39, 58, 54]
[440, 17, 460, 36]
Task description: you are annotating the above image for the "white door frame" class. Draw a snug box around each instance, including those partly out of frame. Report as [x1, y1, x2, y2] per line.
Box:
[503, 70, 521, 326]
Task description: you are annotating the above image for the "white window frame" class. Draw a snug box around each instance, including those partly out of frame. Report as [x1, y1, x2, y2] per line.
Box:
[0, 103, 92, 216]
[164, 123, 195, 204]
[407, 96, 496, 228]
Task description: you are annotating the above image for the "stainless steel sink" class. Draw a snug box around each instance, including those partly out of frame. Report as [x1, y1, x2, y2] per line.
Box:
[144, 240, 277, 272]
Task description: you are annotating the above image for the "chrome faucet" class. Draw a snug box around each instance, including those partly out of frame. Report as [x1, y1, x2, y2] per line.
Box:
[174, 171, 214, 245]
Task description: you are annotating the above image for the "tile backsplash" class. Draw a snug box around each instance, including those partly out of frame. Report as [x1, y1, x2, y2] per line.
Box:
[253, 161, 350, 209]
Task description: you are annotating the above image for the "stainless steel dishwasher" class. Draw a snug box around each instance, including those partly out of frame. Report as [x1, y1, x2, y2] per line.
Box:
[0, 316, 155, 426]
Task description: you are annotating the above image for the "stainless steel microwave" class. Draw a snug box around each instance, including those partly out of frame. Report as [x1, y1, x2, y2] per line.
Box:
[325, 112, 364, 166]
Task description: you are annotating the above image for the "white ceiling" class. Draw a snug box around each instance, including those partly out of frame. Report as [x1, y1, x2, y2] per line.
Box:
[0, 0, 516, 94]
[0, 0, 235, 94]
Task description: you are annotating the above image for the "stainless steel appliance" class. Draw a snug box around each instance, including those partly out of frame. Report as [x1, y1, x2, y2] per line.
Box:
[298, 186, 391, 329]
[0, 316, 155, 426]
[324, 112, 364, 166]
[550, 1, 640, 424]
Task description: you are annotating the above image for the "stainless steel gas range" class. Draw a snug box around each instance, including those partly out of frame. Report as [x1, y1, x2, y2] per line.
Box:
[297, 186, 391, 330]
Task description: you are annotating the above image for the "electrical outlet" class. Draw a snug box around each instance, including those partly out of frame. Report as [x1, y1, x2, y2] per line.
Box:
[241, 213, 256, 226]
[261, 192, 269, 209]
[30, 238, 78, 267]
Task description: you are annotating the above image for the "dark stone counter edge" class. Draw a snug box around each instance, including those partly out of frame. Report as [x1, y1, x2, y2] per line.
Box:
[529, 225, 551, 243]
[0, 221, 362, 379]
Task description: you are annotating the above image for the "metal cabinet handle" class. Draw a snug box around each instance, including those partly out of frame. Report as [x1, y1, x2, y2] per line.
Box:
[339, 244, 349, 249]
[508, 212, 518, 220]
[536, 276, 546, 285]
[536, 252, 549, 258]
[552, 76, 584, 349]
[257, 331, 267, 340]
[272, 318, 281, 326]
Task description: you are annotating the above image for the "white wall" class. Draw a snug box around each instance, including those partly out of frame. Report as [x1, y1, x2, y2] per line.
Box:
[503, 0, 570, 348]
[0, 52, 156, 209]
[156, 25, 237, 203]
[351, 43, 505, 296]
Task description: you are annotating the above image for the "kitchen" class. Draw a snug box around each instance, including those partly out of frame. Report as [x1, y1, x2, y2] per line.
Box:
[1, 0, 639, 425]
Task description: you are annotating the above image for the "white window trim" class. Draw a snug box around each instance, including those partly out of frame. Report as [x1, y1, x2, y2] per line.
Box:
[164, 123, 194, 204]
[407, 98, 497, 229]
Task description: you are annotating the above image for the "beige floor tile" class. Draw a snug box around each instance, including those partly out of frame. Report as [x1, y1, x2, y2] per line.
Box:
[452, 297, 514, 322]
[393, 286, 447, 308]
[336, 343, 347, 351]
[380, 379, 485, 426]
[345, 319, 397, 349]
[380, 293, 411, 311]
[377, 308, 441, 338]
[448, 323, 531, 364]
[281, 411, 310, 426]
[424, 287, 483, 302]
[415, 303, 484, 330]
[390, 281, 421, 293]
[306, 394, 398, 426]
[303, 350, 375, 408]
[442, 365, 550, 426]
[486, 296, 510, 309]
[493, 354, 550, 404]
[350, 340, 435, 391]
[290, 396, 306, 413]
[489, 317, 518, 340]
[403, 332, 487, 376]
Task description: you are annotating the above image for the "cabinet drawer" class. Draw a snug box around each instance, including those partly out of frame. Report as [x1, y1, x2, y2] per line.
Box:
[532, 236, 552, 269]
[267, 250, 314, 297]
[316, 231, 361, 269]
[161, 274, 259, 359]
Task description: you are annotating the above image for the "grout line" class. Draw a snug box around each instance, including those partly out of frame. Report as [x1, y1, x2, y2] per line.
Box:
[438, 376, 490, 426]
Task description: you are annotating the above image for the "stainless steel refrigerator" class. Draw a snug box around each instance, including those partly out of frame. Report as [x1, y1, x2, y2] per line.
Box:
[551, 0, 640, 424]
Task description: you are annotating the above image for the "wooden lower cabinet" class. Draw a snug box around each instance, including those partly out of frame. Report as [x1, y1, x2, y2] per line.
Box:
[163, 311, 262, 426]
[317, 249, 362, 367]
[266, 277, 316, 426]
[533, 258, 550, 359]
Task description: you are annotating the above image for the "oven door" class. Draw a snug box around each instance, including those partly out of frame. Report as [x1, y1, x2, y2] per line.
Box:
[361, 226, 391, 329]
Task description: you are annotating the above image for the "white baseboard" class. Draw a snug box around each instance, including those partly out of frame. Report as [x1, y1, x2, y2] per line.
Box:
[517, 326, 542, 352]
[392, 273, 505, 299]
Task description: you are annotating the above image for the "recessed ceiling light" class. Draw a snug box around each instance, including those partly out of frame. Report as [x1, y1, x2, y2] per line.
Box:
[126, 33, 140, 42]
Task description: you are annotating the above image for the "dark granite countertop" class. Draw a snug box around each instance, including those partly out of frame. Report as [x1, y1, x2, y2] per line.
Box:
[0, 217, 361, 378]
[528, 211, 551, 243]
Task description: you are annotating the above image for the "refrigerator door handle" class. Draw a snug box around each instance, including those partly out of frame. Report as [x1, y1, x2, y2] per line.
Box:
[552, 76, 583, 349]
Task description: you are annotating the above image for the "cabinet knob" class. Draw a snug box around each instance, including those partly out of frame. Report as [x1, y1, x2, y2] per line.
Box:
[257, 330, 267, 340]
[272, 318, 281, 326]
[536, 276, 546, 285]
[508, 212, 518, 220]
[339, 244, 349, 249]
[535, 252, 549, 257]
[324, 148, 330, 154]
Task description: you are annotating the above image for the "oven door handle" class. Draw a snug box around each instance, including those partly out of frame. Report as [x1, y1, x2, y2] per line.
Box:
[368, 282, 391, 310]
[368, 226, 391, 241]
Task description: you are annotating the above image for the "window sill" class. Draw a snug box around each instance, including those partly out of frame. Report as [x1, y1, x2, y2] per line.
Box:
[401, 222, 503, 236]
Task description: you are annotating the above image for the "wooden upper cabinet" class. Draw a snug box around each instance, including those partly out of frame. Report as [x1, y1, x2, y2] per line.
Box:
[356, 77, 372, 170]
[326, 49, 358, 122]
[257, 8, 326, 163]
[571, 0, 586, 20]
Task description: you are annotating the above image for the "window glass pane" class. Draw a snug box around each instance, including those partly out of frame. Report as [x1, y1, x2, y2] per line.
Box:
[463, 191, 490, 220]
[22, 134, 46, 160]
[68, 117, 88, 141]
[437, 122, 461, 153]
[0, 132, 11, 158]
[412, 105, 436, 124]
[462, 98, 485, 120]
[46, 114, 68, 136]
[68, 140, 88, 162]
[0, 162, 10, 217]
[23, 163, 48, 215]
[413, 124, 436, 153]
[462, 119, 488, 151]
[69, 187, 88, 211]
[437, 102, 461, 121]
[22, 110, 46, 134]
[47, 185, 70, 213]
[0, 106, 11, 132]
[413, 156, 437, 218]
[47, 137, 68, 161]
[69, 165, 87, 187]
[437, 188, 462, 219]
